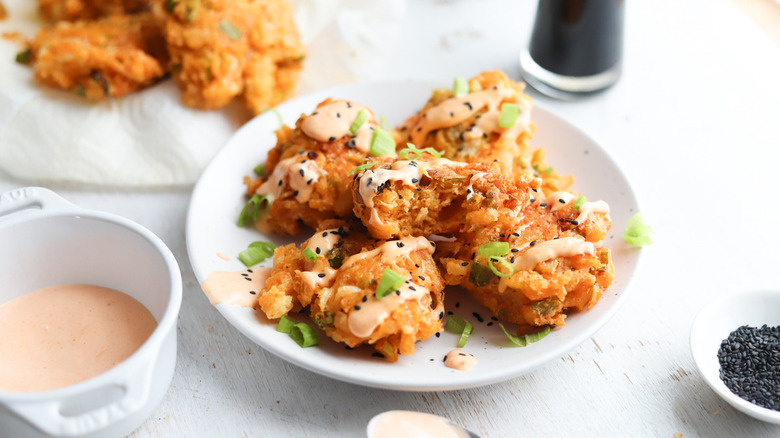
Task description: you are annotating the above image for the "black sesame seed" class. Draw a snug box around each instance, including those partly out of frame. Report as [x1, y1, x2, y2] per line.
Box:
[472, 312, 484, 323]
[450, 112, 454, 117]
[244, 277, 252, 282]
[247, 269, 253, 273]
[487, 321, 494, 327]
[293, 190, 299, 197]
[499, 233, 505, 238]
[459, 352, 466, 356]
[418, 275, 425, 281]
[530, 198, 536, 203]
[329, 136, 336, 141]
[471, 252, 476, 260]
[435, 332, 441, 338]
[249, 291, 257, 295]
[299, 169, 305, 177]
[571, 220, 580, 225]
[540, 203, 548, 207]
[512, 233, 520, 237]
[315, 247, 321, 254]
[241, 273, 249, 277]
[317, 273, 326, 278]
[455, 301, 460, 308]
[430, 301, 435, 309]
[443, 355, 448, 362]
[278, 179, 283, 186]
[447, 311, 454, 315]
[347, 102, 352, 108]
[337, 113, 341, 118]
[461, 262, 469, 266]
[465, 102, 473, 110]
[395, 290, 401, 296]
[412, 178, 419, 183]
[307, 178, 313, 185]
[354, 305, 360, 310]
[322, 232, 328, 237]
[362, 295, 368, 302]
[397, 242, 405, 248]
[439, 312, 444, 319]
[510, 257, 515, 263]
[559, 198, 566, 204]
[307, 151, 318, 159]
[409, 286, 416, 291]
[530, 240, 537, 246]
[511, 248, 519, 253]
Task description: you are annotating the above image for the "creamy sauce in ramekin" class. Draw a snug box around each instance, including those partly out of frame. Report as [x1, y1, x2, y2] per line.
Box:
[0, 284, 157, 393]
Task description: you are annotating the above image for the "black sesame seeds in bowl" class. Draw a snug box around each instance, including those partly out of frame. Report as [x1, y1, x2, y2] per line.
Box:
[690, 290, 780, 424]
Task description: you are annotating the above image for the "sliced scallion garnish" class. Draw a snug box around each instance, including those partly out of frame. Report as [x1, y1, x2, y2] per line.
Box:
[573, 195, 587, 210]
[254, 163, 265, 177]
[15, 49, 32, 64]
[349, 109, 369, 135]
[488, 256, 513, 278]
[302, 248, 318, 262]
[347, 160, 378, 176]
[238, 194, 269, 226]
[469, 262, 495, 286]
[289, 322, 320, 347]
[238, 241, 276, 266]
[276, 315, 296, 333]
[623, 212, 654, 246]
[477, 241, 509, 258]
[218, 20, 242, 41]
[369, 127, 395, 157]
[498, 323, 551, 347]
[380, 115, 391, 130]
[544, 167, 554, 175]
[498, 103, 520, 128]
[375, 268, 405, 299]
[445, 315, 473, 348]
[452, 76, 469, 97]
[399, 143, 442, 160]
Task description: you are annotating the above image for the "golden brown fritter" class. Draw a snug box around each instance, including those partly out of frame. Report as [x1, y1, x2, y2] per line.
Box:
[258, 220, 445, 361]
[30, 12, 167, 99]
[396, 70, 572, 194]
[245, 99, 386, 235]
[351, 153, 613, 333]
[37, 0, 149, 22]
[160, 0, 304, 114]
[351, 154, 529, 240]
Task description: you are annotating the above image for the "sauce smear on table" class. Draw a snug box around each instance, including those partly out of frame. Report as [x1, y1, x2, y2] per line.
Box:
[369, 410, 470, 438]
[0, 284, 157, 392]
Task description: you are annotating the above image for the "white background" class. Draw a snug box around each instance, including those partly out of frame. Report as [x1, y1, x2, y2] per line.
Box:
[1, 0, 779, 436]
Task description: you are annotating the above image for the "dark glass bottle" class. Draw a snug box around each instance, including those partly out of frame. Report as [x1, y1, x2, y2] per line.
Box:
[521, 0, 624, 97]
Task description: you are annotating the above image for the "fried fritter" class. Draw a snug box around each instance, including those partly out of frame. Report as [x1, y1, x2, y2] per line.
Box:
[37, 0, 149, 22]
[245, 99, 386, 235]
[351, 153, 613, 333]
[160, 0, 304, 114]
[30, 12, 167, 99]
[258, 220, 445, 361]
[351, 154, 527, 240]
[396, 70, 572, 194]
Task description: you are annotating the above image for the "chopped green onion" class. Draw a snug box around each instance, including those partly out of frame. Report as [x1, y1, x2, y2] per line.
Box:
[219, 20, 242, 41]
[498, 103, 520, 128]
[398, 143, 442, 160]
[445, 315, 473, 348]
[498, 323, 551, 347]
[369, 127, 395, 157]
[573, 195, 587, 210]
[302, 248, 318, 262]
[469, 262, 495, 286]
[276, 315, 296, 333]
[375, 268, 405, 299]
[238, 241, 276, 266]
[15, 49, 32, 64]
[347, 160, 378, 176]
[289, 322, 320, 347]
[313, 311, 334, 329]
[349, 109, 369, 134]
[380, 115, 391, 130]
[452, 76, 469, 97]
[164, 0, 178, 12]
[488, 256, 513, 278]
[477, 241, 509, 257]
[238, 194, 269, 226]
[254, 163, 265, 177]
[75, 85, 86, 97]
[544, 167, 553, 175]
[623, 212, 654, 246]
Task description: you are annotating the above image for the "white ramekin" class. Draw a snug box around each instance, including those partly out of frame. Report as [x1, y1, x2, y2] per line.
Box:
[0, 187, 182, 438]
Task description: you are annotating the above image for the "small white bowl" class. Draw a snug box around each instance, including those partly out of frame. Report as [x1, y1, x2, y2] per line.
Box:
[0, 187, 182, 437]
[690, 289, 780, 424]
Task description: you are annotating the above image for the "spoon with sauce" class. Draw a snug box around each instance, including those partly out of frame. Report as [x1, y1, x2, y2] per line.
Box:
[367, 410, 480, 438]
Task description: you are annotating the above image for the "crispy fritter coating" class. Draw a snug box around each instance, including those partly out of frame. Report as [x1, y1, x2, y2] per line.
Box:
[396, 70, 572, 194]
[160, 0, 304, 114]
[351, 154, 613, 333]
[245, 99, 384, 235]
[31, 12, 167, 99]
[37, 0, 149, 22]
[351, 155, 527, 240]
[258, 220, 445, 361]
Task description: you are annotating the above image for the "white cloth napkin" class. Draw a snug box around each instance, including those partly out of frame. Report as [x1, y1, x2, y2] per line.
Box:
[0, 0, 405, 188]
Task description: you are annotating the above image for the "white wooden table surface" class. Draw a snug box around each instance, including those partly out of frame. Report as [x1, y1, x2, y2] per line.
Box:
[2, 0, 780, 436]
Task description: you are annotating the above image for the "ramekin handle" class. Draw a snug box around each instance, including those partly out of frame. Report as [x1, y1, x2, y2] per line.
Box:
[0, 187, 79, 222]
[5, 356, 157, 437]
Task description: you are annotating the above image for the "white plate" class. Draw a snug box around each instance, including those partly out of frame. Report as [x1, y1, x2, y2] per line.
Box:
[186, 80, 643, 391]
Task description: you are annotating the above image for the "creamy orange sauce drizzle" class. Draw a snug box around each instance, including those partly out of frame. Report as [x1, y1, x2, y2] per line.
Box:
[305, 229, 341, 256]
[255, 153, 324, 203]
[301, 267, 337, 291]
[300, 100, 375, 153]
[512, 237, 594, 270]
[202, 267, 273, 307]
[410, 86, 531, 147]
[340, 236, 435, 271]
[348, 281, 434, 338]
[0, 284, 157, 393]
[369, 411, 469, 438]
[545, 191, 611, 224]
[443, 349, 478, 371]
